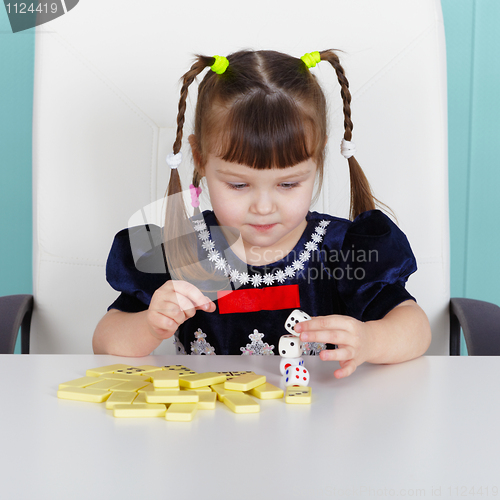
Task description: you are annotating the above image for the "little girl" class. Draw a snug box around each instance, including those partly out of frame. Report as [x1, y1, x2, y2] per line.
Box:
[93, 49, 431, 379]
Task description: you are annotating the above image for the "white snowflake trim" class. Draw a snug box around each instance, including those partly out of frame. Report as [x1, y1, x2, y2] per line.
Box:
[240, 329, 275, 355]
[193, 218, 331, 286]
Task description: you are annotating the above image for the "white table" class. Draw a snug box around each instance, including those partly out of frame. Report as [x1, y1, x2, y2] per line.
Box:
[1, 355, 499, 499]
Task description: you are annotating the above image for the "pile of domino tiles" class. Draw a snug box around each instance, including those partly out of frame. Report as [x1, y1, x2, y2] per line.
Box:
[57, 364, 312, 422]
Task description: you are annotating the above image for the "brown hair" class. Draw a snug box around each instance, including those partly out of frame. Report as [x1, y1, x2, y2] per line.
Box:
[163, 49, 380, 285]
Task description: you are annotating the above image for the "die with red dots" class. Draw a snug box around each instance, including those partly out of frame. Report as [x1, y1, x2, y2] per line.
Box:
[283, 366, 310, 387]
[279, 356, 304, 375]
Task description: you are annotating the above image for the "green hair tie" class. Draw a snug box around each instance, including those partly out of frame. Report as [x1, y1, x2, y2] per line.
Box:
[301, 51, 321, 69]
[211, 55, 229, 75]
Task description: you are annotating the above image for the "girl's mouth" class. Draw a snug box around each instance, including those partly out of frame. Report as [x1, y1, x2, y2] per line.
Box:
[250, 224, 277, 232]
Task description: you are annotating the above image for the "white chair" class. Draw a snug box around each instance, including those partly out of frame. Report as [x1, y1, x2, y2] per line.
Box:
[2, 0, 488, 355]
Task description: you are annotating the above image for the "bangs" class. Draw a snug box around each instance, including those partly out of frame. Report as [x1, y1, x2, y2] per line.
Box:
[210, 93, 319, 169]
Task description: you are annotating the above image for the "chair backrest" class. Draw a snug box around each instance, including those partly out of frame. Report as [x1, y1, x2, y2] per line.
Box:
[31, 0, 449, 354]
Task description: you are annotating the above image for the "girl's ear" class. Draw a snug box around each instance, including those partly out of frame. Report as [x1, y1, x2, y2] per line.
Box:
[188, 134, 203, 172]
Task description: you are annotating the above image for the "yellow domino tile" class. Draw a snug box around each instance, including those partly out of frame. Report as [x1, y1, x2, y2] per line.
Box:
[135, 365, 164, 374]
[57, 387, 111, 403]
[210, 383, 232, 402]
[197, 392, 217, 410]
[163, 365, 196, 374]
[217, 371, 254, 380]
[110, 380, 151, 392]
[113, 404, 166, 418]
[285, 386, 312, 404]
[58, 376, 105, 389]
[105, 391, 138, 409]
[179, 372, 226, 389]
[113, 366, 150, 376]
[224, 373, 266, 392]
[181, 386, 212, 393]
[145, 390, 199, 404]
[152, 371, 179, 389]
[137, 383, 155, 393]
[210, 384, 242, 402]
[87, 379, 127, 391]
[223, 392, 260, 414]
[132, 393, 148, 404]
[165, 403, 198, 422]
[100, 372, 151, 382]
[248, 383, 284, 400]
[114, 365, 166, 376]
[86, 364, 131, 377]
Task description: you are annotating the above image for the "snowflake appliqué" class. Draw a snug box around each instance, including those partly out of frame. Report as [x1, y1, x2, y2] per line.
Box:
[173, 336, 187, 355]
[190, 328, 216, 355]
[192, 217, 331, 286]
[302, 341, 327, 356]
[240, 329, 275, 355]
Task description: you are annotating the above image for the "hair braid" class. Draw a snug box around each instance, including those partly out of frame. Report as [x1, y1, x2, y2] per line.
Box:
[172, 56, 215, 155]
[164, 55, 226, 288]
[320, 50, 377, 220]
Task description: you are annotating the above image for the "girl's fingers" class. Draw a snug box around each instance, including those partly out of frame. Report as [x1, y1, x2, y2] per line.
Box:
[148, 280, 215, 339]
[334, 359, 357, 379]
[319, 346, 355, 362]
[147, 310, 180, 339]
[294, 315, 356, 334]
[169, 280, 215, 312]
[155, 280, 215, 316]
[300, 330, 349, 346]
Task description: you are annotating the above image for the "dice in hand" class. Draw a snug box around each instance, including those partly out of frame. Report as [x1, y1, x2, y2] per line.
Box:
[284, 309, 312, 336]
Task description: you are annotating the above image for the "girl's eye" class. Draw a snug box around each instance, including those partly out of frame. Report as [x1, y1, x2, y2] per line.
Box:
[280, 182, 299, 189]
[227, 183, 247, 190]
[226, 182, 299, 190]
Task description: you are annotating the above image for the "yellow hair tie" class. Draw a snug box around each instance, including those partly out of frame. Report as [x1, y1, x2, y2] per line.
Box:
[211, 55, 229, 75]
[301, 51, 321, 69]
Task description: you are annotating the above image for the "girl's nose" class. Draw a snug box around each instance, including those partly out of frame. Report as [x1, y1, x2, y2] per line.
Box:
[251, 190, 275, 215]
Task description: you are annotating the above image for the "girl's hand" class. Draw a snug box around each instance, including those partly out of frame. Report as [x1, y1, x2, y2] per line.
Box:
[146, 280, 216, 341]
[295, 315, 371, 379]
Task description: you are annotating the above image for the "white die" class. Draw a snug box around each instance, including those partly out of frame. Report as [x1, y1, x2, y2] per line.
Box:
[284, 309, 311, 336]
[279, 335, 302, 358]
[279, 356, 304, 375]
[283, 366, 310, 387]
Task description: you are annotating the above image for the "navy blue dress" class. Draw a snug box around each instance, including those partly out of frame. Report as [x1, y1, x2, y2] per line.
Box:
[106, 209, 417, 355]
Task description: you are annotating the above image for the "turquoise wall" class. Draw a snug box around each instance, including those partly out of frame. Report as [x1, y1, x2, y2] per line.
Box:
[441, 0, 500, 354]
[1, 1, 498, 354]
[0, 8, 34, 354]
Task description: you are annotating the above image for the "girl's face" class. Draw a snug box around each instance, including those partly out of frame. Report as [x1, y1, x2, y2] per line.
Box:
[200, 152, 317, 263]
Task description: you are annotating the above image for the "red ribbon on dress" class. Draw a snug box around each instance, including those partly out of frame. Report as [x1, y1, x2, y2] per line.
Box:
[217, 284, 300, 314]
